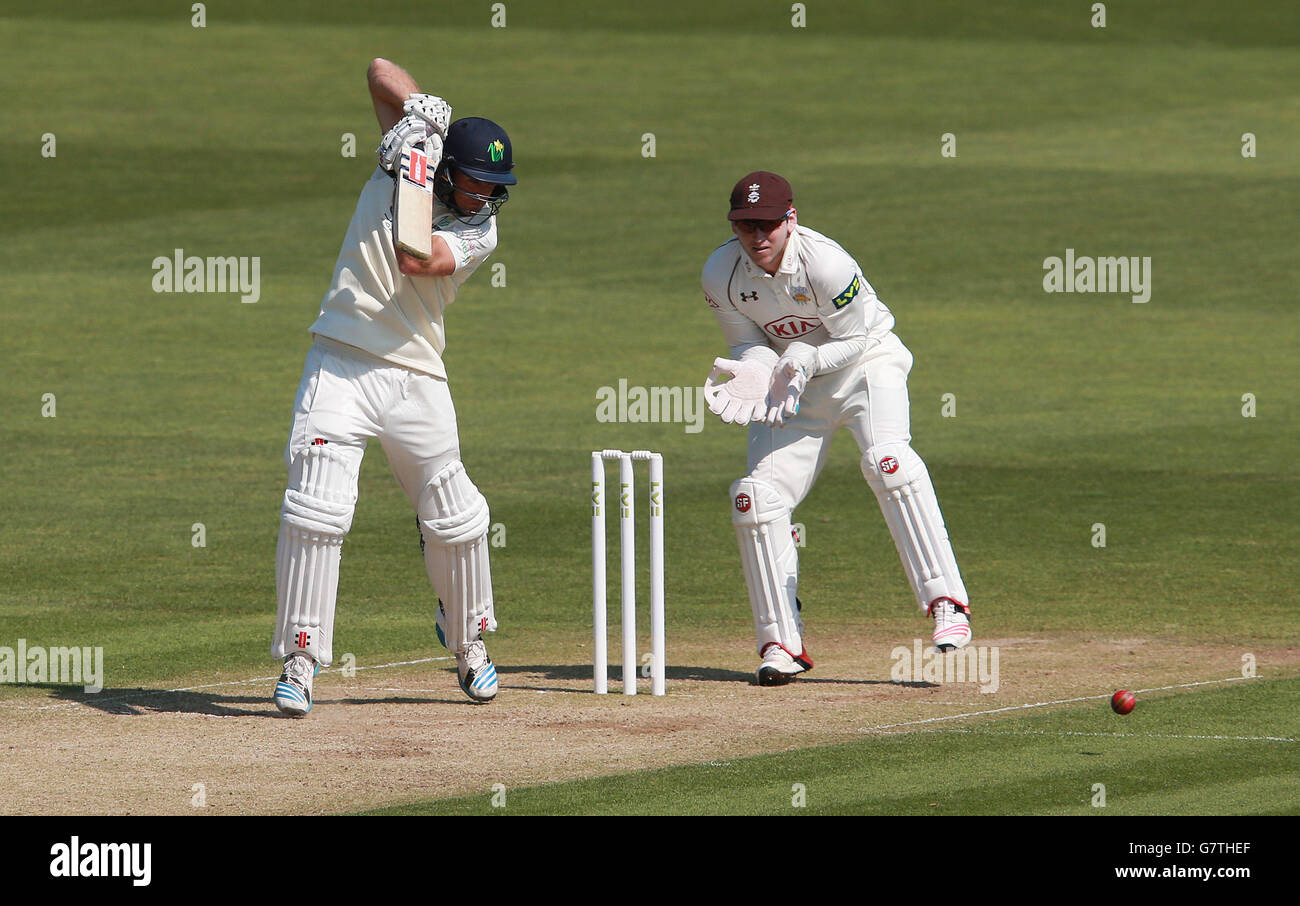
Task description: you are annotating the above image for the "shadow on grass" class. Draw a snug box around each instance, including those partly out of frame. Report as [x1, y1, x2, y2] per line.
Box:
[497, 664, 929, 691]
[18, 664, 934, 712]
[501, 663, 751, 692]
[31, 684, 280, 718]
[29, 683, 471, 716]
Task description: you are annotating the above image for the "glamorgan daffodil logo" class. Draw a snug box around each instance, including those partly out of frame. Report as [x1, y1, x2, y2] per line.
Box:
[488, 140, 505, 162]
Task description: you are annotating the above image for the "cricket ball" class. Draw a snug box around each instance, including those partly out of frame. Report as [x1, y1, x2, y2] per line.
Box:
[1111, 690, 1136, 715]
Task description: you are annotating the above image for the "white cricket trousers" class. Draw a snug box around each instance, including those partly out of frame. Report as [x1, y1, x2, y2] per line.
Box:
[271, 337, 464, 666]
[737, 330, 968, 623]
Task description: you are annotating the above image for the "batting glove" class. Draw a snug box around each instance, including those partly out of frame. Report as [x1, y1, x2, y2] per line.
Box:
[377, 114, 429, 173]
[766, 357, 809, 427]
[403, 93, 453, 139]
[704, 357, 772, 426]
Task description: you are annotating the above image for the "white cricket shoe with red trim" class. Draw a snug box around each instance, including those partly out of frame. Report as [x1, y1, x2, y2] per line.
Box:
[930, 598, 972, 652]
[757, 642, 814, 686]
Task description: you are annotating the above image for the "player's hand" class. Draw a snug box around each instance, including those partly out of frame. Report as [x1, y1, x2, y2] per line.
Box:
[766, 357, 809, 427]
[421, 134, 445, 173]
[377, 114, 429, 173]
[403, 94, 453, 139]
[704, 357, 772, 426]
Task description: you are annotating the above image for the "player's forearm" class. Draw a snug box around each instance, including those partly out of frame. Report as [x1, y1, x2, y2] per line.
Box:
[396, 241, 457, 278]
[368, 58, 419, 131]
[812, 335, 876, 375]
[712, 307, 777, 366]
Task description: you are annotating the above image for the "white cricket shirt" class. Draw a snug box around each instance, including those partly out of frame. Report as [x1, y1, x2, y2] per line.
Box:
[700, 225, 894, 375]
[310, 166, 497, 379]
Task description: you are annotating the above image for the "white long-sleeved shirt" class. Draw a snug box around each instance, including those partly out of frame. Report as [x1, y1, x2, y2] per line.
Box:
[310, 166, 497, 379]
[701, 224, 893, 375]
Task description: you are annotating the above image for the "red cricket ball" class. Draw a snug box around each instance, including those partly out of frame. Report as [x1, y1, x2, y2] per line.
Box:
[1111, 690, 1136, 715]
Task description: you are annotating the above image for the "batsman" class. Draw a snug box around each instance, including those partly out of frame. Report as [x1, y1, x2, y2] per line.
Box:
[702, 171, 971, 686]
[269, 59, 516, 714]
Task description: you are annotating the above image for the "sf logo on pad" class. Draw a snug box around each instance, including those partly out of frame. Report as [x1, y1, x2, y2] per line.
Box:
[734, 493, 751, 513]
[879, 456, 899, 474]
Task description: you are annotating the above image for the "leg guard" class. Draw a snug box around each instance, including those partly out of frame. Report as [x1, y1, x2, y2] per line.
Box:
[272, 442, 360, 667]
[418, 461, 496, 653]
[861, 442, 969, 615]
[731, 477, 804, 656]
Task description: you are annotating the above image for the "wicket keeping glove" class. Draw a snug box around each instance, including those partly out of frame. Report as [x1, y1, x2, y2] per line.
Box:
[766, 357, 809, 427]
[704, 357, 772, 426]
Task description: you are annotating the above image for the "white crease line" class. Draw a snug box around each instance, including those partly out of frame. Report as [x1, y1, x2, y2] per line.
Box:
[0, 656, 454, 712]
[859, 675, 1257, 733]
[940, 729, 1295, 743]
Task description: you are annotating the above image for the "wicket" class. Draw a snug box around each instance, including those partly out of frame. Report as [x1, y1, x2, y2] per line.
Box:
[591, 450, 665, 696]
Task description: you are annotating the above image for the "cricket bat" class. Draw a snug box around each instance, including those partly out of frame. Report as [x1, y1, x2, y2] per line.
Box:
[394, 145, 434, 259]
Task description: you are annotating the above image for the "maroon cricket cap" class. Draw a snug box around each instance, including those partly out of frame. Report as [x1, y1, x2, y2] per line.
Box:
[728, 171, 793, 221]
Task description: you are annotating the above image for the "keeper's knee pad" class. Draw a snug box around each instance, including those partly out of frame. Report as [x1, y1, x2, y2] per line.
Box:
[862, 442, 968, 613]
[730, 477, 803, 654]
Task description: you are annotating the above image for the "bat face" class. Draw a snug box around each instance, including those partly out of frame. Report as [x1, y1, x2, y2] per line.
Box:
[394, 146, 434, 259]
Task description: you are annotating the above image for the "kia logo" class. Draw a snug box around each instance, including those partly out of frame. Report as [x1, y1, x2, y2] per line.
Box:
[764, 315, 820, 339]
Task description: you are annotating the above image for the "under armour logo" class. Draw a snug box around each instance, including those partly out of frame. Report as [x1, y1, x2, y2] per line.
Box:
[739, 291, 758, 302]
[747, 183, 761, 203]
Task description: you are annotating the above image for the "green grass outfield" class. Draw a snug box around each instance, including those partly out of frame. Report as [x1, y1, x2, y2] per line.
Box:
[1, 1, 1297, 815]
[364, 676, 1300, 816]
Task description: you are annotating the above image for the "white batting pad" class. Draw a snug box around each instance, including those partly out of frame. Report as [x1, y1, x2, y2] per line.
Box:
[419, 461, 496, 652]
[731, 477, 804, 654]
[861, 442, 968, 613]
[272, 442, 362, 667]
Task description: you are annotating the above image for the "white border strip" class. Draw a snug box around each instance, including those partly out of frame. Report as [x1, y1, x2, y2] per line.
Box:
[944, 728, 1294, 742]
[859, 675, 1257, 733]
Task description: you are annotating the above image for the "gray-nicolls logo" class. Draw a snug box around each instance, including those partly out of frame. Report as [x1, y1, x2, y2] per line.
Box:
[49, 837, 152, 886]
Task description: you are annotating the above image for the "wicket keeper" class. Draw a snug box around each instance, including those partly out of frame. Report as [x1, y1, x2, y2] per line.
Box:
[702, 171, 971, 685]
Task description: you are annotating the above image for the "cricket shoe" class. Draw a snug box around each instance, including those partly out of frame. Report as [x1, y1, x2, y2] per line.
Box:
[929, 597, 972, 652]
[456, 639, 498, 703]
[274, 653, 319, 716]
[757, 642, 814, 686]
